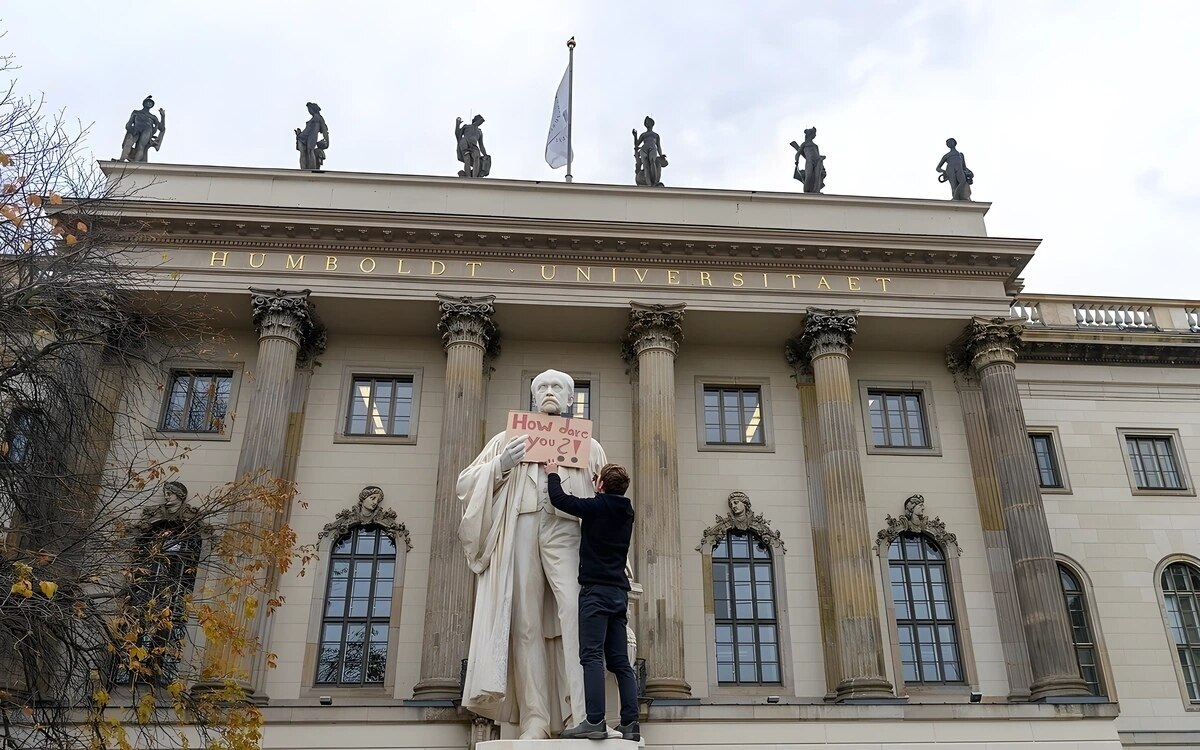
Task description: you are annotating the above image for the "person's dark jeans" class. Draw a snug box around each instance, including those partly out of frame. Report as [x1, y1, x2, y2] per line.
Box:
[578, 583, 638, 726]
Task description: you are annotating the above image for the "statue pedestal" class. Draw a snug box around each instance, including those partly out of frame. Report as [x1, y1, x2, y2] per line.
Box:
[480, 741, 638, 749]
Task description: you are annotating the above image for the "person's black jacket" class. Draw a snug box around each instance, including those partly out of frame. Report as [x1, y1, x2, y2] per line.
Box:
[548, 471, 633, 590]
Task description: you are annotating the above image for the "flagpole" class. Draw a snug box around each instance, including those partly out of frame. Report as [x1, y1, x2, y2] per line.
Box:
[565, 36, 575, 183]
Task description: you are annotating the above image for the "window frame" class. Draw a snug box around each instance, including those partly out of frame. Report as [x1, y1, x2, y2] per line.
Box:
[153, 361, 243, 442]
[1028, 426, 1072, 494]
[1116, 428, 1194, 497]
[111, 524, 202, 688]
[699, 530, 792, 696]
[694, 376, 775, 453]
[857, 380, 942, 457]
[1055, 556, 1112, 699]
[1155, 555, 1200, 709]
[874, 530, 977, 698]
[333, 365, 424, 446]
[301, 523, 408, 698]
[885, 533, 965, 686]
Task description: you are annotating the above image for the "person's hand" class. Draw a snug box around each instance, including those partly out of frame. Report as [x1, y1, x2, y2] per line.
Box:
[544, 457, 559, 475]
[499, 435, 529, 473]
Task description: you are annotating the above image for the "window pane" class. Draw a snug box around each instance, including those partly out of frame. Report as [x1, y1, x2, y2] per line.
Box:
[317, 524, 398, 685]
[711, 531, 778, 685]
[703, 386, 765, 445]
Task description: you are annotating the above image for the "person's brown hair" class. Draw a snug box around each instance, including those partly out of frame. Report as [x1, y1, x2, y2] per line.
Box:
[598, 463, 630, 496]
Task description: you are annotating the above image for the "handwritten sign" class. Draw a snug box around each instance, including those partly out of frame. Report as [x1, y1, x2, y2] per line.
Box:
[504, 411, 593, 466]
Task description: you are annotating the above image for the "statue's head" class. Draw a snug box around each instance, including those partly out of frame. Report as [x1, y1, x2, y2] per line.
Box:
[904, 493, 926, 519]
[946, 137, 957, 149]
[472, 114, 485, 125]
[142, 95, 155, 109]
[643, 116, 655, 129]
[162, 481, 187, 509]
[358, 485, 384, 514]
[531, 369, 574, 416]
[804, 126, 817, 139]
[307, 102, 321, 115]
[728, 491, 751, 517]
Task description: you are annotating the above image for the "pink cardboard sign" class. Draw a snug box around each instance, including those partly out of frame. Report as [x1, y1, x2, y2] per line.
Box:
[504, 411, 593, 467]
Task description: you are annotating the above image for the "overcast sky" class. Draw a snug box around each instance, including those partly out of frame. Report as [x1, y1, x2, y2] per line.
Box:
[4, 1, 1197, 299]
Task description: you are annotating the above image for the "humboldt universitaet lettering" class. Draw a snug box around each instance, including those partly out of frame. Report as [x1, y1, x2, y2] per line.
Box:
[207, 251, 894, 293]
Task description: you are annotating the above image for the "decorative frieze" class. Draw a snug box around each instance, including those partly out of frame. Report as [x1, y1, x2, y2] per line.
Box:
[875, 494, 960, 554]
[696, 491, 785, 552]
[435, 293, 500, 358]
[317, 485, 411, 551]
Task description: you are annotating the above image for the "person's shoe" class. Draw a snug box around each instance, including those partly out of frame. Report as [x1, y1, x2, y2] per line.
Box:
[560, 718, 609, 740]
[616, 721, 641, 741]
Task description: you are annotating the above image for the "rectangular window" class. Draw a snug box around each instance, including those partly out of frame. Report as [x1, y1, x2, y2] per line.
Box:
[1126, 436, 1185, 490]
[1030, 433, 1063, 489]
[528, 380, 591, 420]
[161, 371, 233, 433]
[712, 531, 780, 685]
[867, 390, 930, 449]
[703, 386, 765, 446]
[346, 376, 415, 437]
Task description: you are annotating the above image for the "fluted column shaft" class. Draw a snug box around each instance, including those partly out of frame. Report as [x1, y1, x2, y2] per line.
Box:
[796, 309, 893, 701]
[203, 288, 324, 699]
[623, 302, 691, 699]
[414, 295, 498, 699]
[948, 358, 1033, 699]
[964, 318, 1087, 700]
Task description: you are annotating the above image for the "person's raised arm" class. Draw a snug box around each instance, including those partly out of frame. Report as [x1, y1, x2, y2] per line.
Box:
[544, 457, 594, 518]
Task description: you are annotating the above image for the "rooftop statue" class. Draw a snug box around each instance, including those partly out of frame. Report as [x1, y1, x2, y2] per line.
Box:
[633, 116, 667, 187]
[937, 137, 973, 200]
[118, 95, 166, 163]
[295, 102, 329, 170]
[790, 127, 825, 194]
[456, 115, 491, 178]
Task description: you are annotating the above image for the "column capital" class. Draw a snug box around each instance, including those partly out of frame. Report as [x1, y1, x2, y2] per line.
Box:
[795, 308, 859, 361]
[249, 287, 326, 361]
[944, 345, 979, 389]
[963, 316, 1023, 370]
[621, 301, 685, 366]
[436, 294, 500, 357]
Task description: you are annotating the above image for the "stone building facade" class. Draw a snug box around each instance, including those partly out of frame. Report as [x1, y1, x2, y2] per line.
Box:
[98, 162, 1200, 749]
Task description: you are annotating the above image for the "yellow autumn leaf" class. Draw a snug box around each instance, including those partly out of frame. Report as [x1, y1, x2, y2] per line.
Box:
[93, 688, 110, 707]
[10, 581, 32, 599]
[48, 192, 62, 205]
[0, 152, 11, 166]
[0, 442, 7, 457]
[65, 234, 77, 245]
[166, 681, 185, 698]
[76, 220, 88, 233]
[38, 580, 58, 599]
[243, 597, 258, 619]
[2, 183, 16, 195]
[25, 194, 41, 207]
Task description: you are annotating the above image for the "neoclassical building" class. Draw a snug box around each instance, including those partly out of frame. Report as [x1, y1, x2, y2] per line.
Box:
[95, 162, 1200, 749]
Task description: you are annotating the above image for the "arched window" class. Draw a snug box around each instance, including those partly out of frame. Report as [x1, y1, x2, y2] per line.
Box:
[1058, 563, 1105, 696]
[711, 530, 780, 685]
[887, 532, 963, 684]
[113, 524, 201, 686]
[1162, 561, 1200, 701]
[316, 525, 396, 685]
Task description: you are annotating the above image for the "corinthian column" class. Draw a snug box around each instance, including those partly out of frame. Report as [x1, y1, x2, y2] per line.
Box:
[621, 302, 691, 699]
[961, 318, 1088, 700]
[201, 287, 325, 701]
[414, 294, 499, 700]
[946, 350, 1032, 699]
[792, 309, 893, 700]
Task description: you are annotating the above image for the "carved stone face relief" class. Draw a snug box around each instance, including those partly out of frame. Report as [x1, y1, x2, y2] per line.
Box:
[697, 491, 785, 553]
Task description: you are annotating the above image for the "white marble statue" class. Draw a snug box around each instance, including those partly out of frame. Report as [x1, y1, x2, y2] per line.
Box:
[458, 370, 608, 739]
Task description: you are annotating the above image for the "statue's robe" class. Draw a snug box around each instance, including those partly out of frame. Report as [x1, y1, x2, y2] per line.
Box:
[458, 431, 607, 726]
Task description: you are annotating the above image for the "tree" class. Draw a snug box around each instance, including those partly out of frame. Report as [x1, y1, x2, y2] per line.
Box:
[0, 49, 310, 750]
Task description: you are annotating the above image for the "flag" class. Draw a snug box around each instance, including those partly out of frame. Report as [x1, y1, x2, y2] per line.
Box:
[545, 62, 572, 169]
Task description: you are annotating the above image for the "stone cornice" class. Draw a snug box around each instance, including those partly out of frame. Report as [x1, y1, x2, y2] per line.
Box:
[89, 201, 1034, 281]
[1018, 339, 1200, 367]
